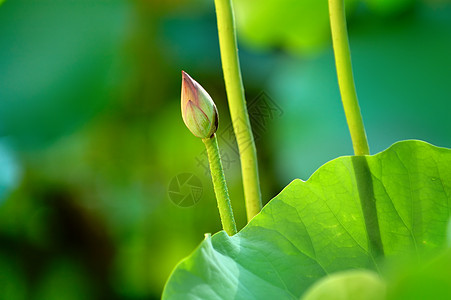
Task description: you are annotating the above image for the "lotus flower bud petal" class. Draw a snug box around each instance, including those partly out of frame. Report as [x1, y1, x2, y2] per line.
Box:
[181, 71, 218, 139]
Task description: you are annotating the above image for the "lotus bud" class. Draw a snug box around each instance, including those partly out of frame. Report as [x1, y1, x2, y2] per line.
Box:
[181, 71, 218, 139]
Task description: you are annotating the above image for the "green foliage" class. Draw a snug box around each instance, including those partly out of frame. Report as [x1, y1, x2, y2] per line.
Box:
[233, 0, 415, 52]
[0, 142, 20, 202]
[387, 250, 451, 300]
[163, 140, 451, 299]
[1, 0, 450, 298]
[364, 0, 414, 15]
[234, 0, 336, 52]
[0, 0, 126, 150]
[270, 12, 451, 181]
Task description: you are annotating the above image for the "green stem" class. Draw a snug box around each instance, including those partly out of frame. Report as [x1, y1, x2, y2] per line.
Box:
[328, 0, 370, 156]
[214, 0, 262, 221]
[203, 134, 237, 236]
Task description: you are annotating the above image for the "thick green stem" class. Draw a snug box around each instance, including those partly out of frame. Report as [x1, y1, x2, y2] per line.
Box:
[328, 0, 370, 156]
[214, 0, 262, 221]
[203, 134, 237, 236]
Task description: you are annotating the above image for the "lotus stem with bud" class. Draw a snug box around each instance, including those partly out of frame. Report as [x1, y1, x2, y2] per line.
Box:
[181, 71, 237, 236]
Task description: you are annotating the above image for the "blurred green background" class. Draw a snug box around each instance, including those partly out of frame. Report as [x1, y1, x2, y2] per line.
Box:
[0, 0, 450, 299]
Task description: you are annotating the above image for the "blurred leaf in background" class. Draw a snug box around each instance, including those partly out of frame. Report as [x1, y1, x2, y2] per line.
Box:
[0, 0, 244, 299]
[386, 249, 451, 299]
[0, 0, 127, 150]
[234, 0, 417, 53]
[236, 0, 451, 180]
[0, 140, 21, 202]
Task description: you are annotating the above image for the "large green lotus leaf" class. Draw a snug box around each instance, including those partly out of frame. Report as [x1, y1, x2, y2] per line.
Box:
[163, 140, 451, 299]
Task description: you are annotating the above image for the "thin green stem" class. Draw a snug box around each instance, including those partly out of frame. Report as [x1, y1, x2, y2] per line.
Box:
[203, 134, 237, 236]
[214, 0, 262, 221]
[328, 0, 370, 156]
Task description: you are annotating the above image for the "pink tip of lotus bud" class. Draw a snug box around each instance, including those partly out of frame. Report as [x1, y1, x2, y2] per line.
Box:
[181, 71, 218, 139]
